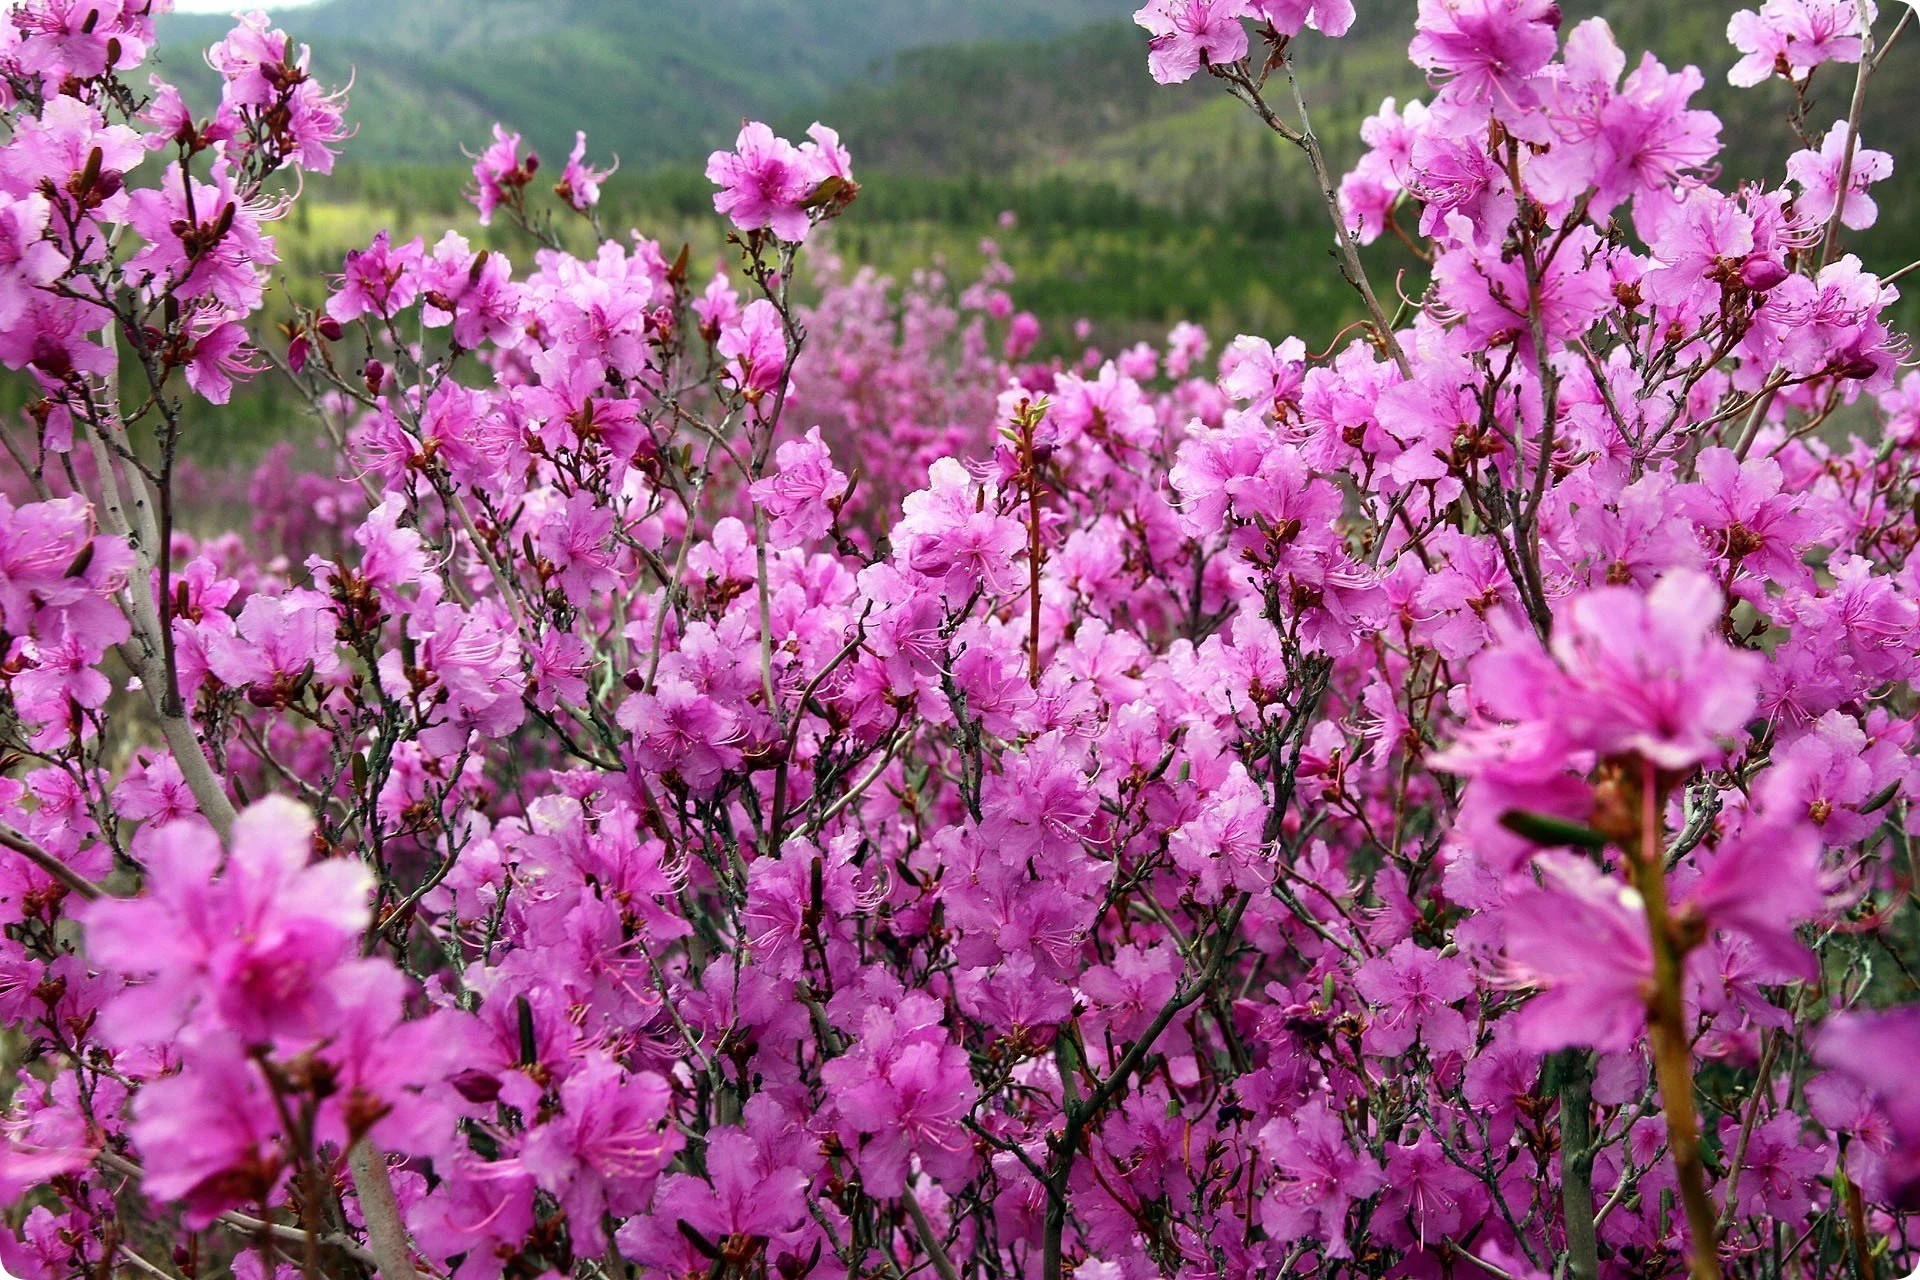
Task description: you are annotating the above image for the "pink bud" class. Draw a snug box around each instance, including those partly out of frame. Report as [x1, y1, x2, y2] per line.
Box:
[1740, 258, 1789, 292]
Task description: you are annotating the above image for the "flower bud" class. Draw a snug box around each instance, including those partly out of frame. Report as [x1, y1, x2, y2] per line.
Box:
[1739, 258, 1789, 292]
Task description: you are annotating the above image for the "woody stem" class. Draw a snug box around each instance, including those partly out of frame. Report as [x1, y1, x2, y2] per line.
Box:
[1630, 760, 1720, 1280]
[1024, 413, 1043, 688]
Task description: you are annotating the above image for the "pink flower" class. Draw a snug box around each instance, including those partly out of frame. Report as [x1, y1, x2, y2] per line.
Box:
[1432, 227, 1614, 354]
[820, 989, 978, 1197]
[1816, 1008, 1920, 1205]
[1787, 121, 1893, 232]
[1447, 569, 1762, 788]
[1728, 0, 1874, 85]
[519, 1055, 682, 1257]
[1499, 855, 1654, 1053]
[1545, 568, 1763, 770]
[1681, 771, 1827, 980]
[798, 122, 852, 187]
[1133, 0, 1252, 86]
[1079, 943, 1181, 1043]
[537, 490, 621, 605]
[205, 590, 341, 692]
[895, 458, 1028, 598]
[692, 273, 741, 338]
[1678, 448, 1825, 587]
[1533, 19, 1721, 215]
[391, 600, 526, 753]
[0, 195, 64, 330]
[1409, 0, 1560, 126]
[11, 0, 150, 86]
[1217, 335, 1307, 412]
[555, 131, 614, 213]
[125, 1042, 289, 1227]
[327, 230, 425, 324]
[1377, 1137, 1486, 1248]
[1353, 939, 1476, 1058]
[1256, 1099, 1385, 1258]
[349, 497, 434, 606]
[418, 230, 522, 349]
[83, 797, 375, 1049]
[1717, 1111, 1827, 1222]
[204, 11, 347, 173]
[1250, 0, 1356, 37]
[125, 161, 278, 312]
[1167, 761, 1270, 898]
[530, 632, 591, 712]
[0, 95, 144, 219]
[468, 124, 532, 227]
[643, 1126, 808, 1246]
[183, 315, 263, 405]
[749, 427, 848, 549]
[718, 298, 790, 400]
[9, 627, 111, 748]
[617, 676, 743, 794]
[0, 290, 113, 384]
[706, 121, 814, 243]
[0, 1133, 94, 1208]
[112, 752, 198, 829]
[1755, 253, 1901, 383]
[0, 495, 131, 643]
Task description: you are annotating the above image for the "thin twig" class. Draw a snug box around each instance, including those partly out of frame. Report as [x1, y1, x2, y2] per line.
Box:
[0, 826, 107, 901]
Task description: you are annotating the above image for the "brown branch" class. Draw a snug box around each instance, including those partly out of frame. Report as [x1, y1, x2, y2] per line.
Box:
[0, 825, 106, 901]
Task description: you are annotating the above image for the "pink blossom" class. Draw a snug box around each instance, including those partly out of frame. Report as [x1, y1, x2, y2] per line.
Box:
[1500, 855, 1656, 1053]
[1533, 19, 1721, 214]
[1409, 0, 1560, 126]
[1546, 568, 1763, 770]
[617, 676, 742, 794]
[706, 121, 815, 242]
[1250, 0, 1355, 37]
[749, 426, 848, 549]
[718, 297, 790, 399]
[84, 797, 375, 1048]
[1787, 121, 1894, 232]
[554, 131, 614, 213]
[125, 161, 278, 312]
[519, 1055, 682, 1256]
[1256, 1099, 1385, 1257]
[895, 457, 1028, 597]
[820, 989, 978, 1196]
[1133, 0, 1252, 86]
[468, 123, 532, 227]
[328, 230, 425, 324]
[1353, 939, 1476, 1058]
[1728, 0, 1875, 85]
[206, 590, 341, 692]
[1816, 1009, 1920, 1204]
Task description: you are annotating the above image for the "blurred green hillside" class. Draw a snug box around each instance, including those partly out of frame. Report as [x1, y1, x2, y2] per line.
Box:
[109, 0, 1920, 462]
[152, 0, 1142, 168]
[174, 0, 1916, 317]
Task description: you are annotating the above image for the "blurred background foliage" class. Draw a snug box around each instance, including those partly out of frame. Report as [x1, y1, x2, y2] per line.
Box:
[14, 0, 1914, 464]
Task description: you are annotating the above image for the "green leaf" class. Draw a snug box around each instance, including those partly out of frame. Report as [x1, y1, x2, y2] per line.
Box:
[1498, 809, 1611, 850]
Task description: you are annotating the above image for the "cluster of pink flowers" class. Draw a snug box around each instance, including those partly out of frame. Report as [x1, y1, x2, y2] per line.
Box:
[0, 0, 1917, 1277]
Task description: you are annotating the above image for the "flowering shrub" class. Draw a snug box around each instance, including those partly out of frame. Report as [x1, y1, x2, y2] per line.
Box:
[0, 1, 1918, 1278]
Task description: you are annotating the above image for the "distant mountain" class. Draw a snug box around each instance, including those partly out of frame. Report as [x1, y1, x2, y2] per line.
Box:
[150, 0, 1917, 344]
[812, 0, 1916, 248]
[153, 0, 1142, 167]
[153, 0, 1917, 216]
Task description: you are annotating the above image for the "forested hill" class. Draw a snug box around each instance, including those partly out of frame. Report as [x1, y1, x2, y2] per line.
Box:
[151, 0, 1142, 166]
[148, 0, 1918, 346]
[155, 0, 1917, 231]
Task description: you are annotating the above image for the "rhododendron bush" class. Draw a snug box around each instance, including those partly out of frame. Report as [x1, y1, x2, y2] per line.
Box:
[3, 0, 1920, 1277]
